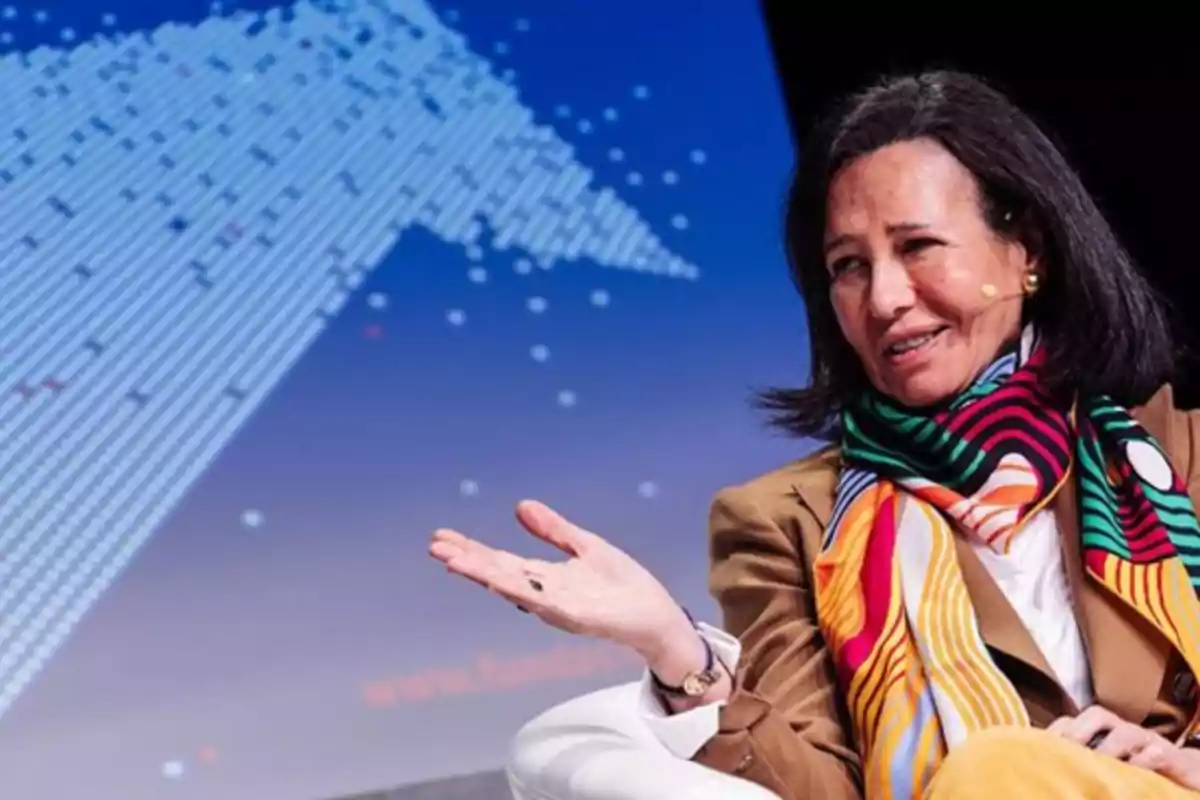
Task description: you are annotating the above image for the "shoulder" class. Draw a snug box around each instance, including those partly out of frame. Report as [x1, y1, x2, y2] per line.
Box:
[1133, 384, 1200, 483]
[705, 446, 840, 602]
[710, 443, 841, 535]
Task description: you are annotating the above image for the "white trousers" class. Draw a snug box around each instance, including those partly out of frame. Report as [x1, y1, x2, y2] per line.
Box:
[506, 682, 782, 800]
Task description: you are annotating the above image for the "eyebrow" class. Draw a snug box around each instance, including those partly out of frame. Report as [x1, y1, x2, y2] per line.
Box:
[823, 222, 930, 255]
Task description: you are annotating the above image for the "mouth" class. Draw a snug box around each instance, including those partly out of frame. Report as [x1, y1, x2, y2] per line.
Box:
[882, 326, 949, 362]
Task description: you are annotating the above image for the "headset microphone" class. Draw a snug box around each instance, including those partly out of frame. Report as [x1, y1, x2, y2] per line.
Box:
[979, 283, 1027, 305]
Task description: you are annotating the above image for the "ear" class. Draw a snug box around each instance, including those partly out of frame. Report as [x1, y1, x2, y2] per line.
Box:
[1006, 211, 1044, 277]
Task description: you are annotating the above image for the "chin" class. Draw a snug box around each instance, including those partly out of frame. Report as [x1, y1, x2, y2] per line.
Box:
[882, 376, 961, 409]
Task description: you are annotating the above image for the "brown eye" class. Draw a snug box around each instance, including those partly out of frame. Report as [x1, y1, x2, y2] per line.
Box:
[902, 237, 942, 255]
[828, 256, 864, 278]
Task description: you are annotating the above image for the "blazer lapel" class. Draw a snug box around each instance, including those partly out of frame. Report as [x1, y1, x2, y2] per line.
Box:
[960, 387, 1180, 724]
[1066, 386, 1182, 723]
[1056, 475, 1168, 723]
[952, 534, 1056, 681]
[801, 451, 1065, 695]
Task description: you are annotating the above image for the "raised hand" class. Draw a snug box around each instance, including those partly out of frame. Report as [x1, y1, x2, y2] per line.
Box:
[429, 499, 693, 661]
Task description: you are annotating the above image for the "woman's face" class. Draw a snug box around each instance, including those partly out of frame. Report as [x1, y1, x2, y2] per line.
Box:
[824, 138, 1038, 407]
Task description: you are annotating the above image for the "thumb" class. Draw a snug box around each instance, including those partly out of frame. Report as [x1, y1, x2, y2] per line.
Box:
[515, 500, 592, 555]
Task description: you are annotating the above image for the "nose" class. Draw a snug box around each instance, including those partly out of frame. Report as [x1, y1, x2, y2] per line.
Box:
[865, 258, 915, 322]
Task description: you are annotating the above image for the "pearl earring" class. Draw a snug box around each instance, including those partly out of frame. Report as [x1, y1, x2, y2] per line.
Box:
[1022, 272, 1041, 296]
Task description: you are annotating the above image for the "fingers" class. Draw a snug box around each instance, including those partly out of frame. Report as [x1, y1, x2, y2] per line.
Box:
[430, 530, 488, 588]
[429, 528, 551, 610]
[1092, 723, 1152, 761]
[435, 501, 596, 561]
[430, 528, 498, 576]
[1047, 706, 1167, 765]
[1048, 705, 1122, 747]
[516, 500, 594, 556]
[431, 529, 527, 572]
[1126, 737, 1178, 774]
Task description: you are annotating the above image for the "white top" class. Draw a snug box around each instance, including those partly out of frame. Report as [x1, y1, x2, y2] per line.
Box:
[640, 509, 1093, 758]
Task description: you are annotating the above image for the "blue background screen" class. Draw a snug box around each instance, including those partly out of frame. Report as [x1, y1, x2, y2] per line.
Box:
[0, 1, 806, 796]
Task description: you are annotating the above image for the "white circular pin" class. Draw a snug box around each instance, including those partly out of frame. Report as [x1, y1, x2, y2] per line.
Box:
[1126, 439, 1173, 491]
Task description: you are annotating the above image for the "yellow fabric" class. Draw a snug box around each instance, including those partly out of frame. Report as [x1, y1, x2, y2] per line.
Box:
[924, 727, 1199, 799]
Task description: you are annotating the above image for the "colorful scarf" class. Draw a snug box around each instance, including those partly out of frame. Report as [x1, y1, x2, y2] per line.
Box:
[814, 327, 1200, 799]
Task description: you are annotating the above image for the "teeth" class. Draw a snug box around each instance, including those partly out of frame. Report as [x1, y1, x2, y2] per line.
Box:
[888, 332, 936, 355]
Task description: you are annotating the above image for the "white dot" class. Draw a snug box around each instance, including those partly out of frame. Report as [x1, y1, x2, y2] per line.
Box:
[444, 8, 460, 22]
[60, 27, 75, 41]
[603, 108, 619, 122]
[162, 761, 185, 779]
[627, 172, 643, 186]
[241, 510, 264, 529]
[459, 479, 479, 497]
[513, 258, 533, 275]
[590, 289, 610, 307]
[1, 7, 15, 20]
[632, 85, 650, 99]
[33, 9, 47, 22]
[367, 292, 388, 310]
[690, 149, 707, 165]
[608, 148, 625, 162]
[557, 390, 577, 408]
[514, 17, 530, 32]
[465, 244, 484, 261]
[101, 11, 116, 25]
[555, 104, 571, 118]
[0, 32, 12, 43]
[526, 296, 547, 314]
[662, 170, 679, 185]
[577, 120, 593, 134]
[467, 267, 487, 284]
[638, 481, 659, 499]
[501, 68, 516, 82]
[446, 309, 467, 326]
[530, 344, 550, 362]
[494, 41, 509, 55]
[671, 214, 689, 230]
[1126, 440, 1174, 491]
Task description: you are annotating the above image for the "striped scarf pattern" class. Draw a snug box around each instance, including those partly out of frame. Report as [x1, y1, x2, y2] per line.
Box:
[815, 327, 1200, 798]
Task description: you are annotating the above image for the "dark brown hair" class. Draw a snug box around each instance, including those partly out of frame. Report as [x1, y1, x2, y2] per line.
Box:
[758, 70, 1175, 438]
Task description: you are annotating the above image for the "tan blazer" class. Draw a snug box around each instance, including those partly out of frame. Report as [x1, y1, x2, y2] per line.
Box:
[691, 385, 1200, 800]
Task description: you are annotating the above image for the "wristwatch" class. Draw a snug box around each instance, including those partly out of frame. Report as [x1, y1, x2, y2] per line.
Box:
[650, 609, 725, 698]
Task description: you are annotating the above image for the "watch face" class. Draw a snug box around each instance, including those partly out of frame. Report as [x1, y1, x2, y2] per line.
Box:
[682, 674, 706, 697]
[682, 669, 718, 697]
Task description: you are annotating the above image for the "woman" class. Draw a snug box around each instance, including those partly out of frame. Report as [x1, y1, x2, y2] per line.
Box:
[429, 70, 1200, 799]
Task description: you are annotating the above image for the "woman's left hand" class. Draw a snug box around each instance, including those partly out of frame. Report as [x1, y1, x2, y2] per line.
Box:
[1048, 705, 1200, 790]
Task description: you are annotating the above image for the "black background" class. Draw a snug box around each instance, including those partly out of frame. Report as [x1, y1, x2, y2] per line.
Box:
[757, 20, 1200, 405]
